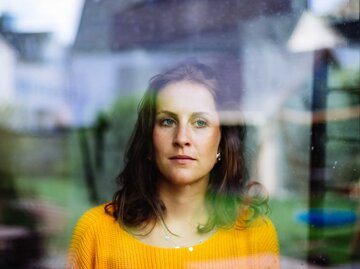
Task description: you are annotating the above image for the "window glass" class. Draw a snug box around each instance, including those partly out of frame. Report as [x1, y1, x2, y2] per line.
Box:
[0, 0, 359, 267]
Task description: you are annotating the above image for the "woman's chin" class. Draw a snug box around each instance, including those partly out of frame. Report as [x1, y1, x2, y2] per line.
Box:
[161, 174, 208, 188]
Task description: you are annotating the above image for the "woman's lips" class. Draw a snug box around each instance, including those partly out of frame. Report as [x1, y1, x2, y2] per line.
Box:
[169, 155, 195, 164]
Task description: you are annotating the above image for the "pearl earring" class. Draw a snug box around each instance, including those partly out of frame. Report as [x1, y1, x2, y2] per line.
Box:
[216, 152, 221, 162]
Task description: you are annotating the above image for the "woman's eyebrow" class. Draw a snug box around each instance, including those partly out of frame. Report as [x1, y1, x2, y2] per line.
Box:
[191, 112, 213, 118]
[155, 110, 178, 117]
[191, 112, 220, 122]
[156, 111, 217, 119]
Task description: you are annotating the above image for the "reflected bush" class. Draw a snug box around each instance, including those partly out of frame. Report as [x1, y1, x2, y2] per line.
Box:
[0, 127, 44, 268]
[78, 96, 140, 203]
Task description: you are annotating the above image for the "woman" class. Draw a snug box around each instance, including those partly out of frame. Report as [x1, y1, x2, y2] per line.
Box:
[66, 62, 280, 269]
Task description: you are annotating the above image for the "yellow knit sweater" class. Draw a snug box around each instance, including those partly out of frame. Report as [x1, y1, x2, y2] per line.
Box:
[66, 204, 280, 269]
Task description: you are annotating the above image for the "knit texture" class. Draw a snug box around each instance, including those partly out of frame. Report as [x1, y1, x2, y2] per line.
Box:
[66, 204, 280, 269]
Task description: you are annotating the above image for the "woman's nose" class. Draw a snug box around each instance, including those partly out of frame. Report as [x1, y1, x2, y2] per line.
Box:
[173, 125, 191, 147]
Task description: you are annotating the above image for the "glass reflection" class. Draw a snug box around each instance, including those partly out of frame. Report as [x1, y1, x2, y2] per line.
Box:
[0, 0, 359, 267]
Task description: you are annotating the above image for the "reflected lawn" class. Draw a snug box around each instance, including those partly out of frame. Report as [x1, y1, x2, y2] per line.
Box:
[270, 194, 359, 265]
[13, 176, 94, 254]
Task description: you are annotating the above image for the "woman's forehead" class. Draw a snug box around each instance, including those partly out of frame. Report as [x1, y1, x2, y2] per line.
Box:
[155, 81, 218, 113]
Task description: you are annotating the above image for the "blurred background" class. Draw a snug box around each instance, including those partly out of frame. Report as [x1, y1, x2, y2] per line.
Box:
[0, 0, 359, 268]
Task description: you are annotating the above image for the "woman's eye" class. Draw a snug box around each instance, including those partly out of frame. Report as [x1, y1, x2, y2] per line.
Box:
[160, 118, 175, 127]
[194, 119, 207, 128]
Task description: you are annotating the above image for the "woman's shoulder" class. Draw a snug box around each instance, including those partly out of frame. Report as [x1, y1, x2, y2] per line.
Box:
[247, 216, 277, 234]
[66, 204, 118, 268]
[235, 209, 277, 236]
[234, 213, 279, 253]
[74, 203, 115, 231]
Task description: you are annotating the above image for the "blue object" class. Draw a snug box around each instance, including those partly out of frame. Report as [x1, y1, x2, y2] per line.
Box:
[296, 209, 357, 227]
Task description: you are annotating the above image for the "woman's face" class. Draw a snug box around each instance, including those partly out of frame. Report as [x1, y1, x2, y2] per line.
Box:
[153, 81, 221, 187]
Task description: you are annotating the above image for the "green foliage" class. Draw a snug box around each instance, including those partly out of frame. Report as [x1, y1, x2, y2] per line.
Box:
[328, 67, 360, 91]
[107, 96, 140, 162]
[94, 96, 140, 202]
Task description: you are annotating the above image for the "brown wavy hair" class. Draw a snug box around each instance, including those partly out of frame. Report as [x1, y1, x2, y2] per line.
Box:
[105, 61, 269, 232]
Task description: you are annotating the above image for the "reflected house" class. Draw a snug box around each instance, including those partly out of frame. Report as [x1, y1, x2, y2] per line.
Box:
[0, 14, 50, 62]
[14, 57, 71, 131]
[110, 0, 291, 49]
[71, 0, 295, 128]
[0, 35, 16, 107]
[0, 24, 72, 179]
[0, 34, 17, 146]
[0, 14, 71, 132]
[71, 0, 305, 196]
[0, 20, 72, 177]
[1, 32, 50, 62]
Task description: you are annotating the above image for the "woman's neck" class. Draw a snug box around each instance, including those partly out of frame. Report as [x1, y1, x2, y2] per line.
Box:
[158, 180, 209, 230]
[132, 179, 215, 248]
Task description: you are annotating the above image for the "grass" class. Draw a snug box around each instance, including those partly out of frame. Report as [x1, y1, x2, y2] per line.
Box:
[14, 176, 95, 254]
[270, 193, 359, 265]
